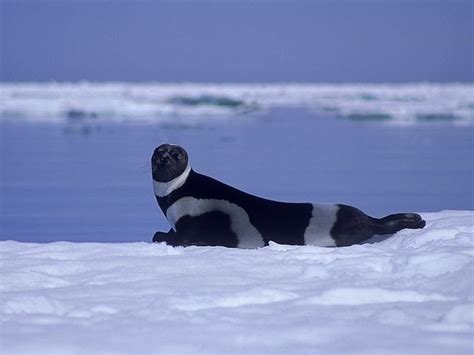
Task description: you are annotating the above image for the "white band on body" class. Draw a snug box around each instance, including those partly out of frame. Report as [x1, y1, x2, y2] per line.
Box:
[166, 196, 265, 248]
[304, 204, 338, 247]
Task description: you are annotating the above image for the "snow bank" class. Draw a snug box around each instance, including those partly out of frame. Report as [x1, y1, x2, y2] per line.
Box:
[1, 82, 473, 125]
[1, 210, 473, 354]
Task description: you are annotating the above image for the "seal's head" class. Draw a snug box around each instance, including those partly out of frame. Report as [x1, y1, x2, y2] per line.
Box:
[151, 144, 189, 182]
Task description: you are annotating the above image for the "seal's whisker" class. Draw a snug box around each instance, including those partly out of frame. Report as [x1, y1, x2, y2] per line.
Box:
[136, 160, 151, 175]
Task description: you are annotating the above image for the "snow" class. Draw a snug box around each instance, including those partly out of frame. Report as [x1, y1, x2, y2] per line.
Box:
[1, 81, 473, 352]
[1, 82, 473, 125]
[1, 210, 473, 354]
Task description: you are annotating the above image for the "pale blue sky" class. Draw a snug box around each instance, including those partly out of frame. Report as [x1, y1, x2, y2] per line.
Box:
[1, 0, 472, 82]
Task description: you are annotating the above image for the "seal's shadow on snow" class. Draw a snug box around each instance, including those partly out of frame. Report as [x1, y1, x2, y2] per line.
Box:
[364, 234, 395, 244]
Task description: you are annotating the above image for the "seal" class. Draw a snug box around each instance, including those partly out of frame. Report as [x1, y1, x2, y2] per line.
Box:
[151, 143, 426, 248]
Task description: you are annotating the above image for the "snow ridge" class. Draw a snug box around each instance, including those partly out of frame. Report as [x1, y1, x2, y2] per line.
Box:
[0, 210, 473, 354]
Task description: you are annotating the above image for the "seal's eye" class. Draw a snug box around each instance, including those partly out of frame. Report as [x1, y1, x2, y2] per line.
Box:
[171, 152, 180, 160]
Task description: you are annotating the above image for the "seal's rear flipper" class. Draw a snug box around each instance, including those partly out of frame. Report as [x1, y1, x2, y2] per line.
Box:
[372, 213, 426, 235]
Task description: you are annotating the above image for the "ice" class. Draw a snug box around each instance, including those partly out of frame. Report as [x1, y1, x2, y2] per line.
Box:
[1, 210, 473, 354]
[1, 82, 473, 125]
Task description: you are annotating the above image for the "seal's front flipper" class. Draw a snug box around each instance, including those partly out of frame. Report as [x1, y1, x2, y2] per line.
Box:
[152, 228, 183, 246]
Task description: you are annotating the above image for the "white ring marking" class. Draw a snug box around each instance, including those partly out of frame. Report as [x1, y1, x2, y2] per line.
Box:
[166, 196, 265, 248]
[153, 164, 191, 197]
[304, 204, 338, 247]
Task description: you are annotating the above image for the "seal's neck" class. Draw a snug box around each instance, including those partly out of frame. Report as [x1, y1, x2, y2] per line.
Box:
[153, 164, 191, 197]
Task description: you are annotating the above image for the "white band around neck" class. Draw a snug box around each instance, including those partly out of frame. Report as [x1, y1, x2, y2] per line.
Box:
[153, 164, 191, 197]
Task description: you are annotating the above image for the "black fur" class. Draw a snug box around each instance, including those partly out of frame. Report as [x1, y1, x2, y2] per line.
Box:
[152, 144, 188, 182]
[331, 206, 426, 247]
[156, 169, 312, 246]
[177, 212, 238, 247]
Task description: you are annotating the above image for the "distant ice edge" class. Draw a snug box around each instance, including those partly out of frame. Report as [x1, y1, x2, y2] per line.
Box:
[1, 82, 473, 125]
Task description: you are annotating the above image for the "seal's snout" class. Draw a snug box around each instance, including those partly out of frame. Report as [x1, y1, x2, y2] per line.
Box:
[157, 155, 173, 167]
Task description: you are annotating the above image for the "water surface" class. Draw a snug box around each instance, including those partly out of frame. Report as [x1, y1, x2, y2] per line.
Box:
[1, 108, 472, 242]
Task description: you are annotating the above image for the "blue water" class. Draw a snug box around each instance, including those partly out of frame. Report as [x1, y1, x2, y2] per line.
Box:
[1, 108, 473, 242]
